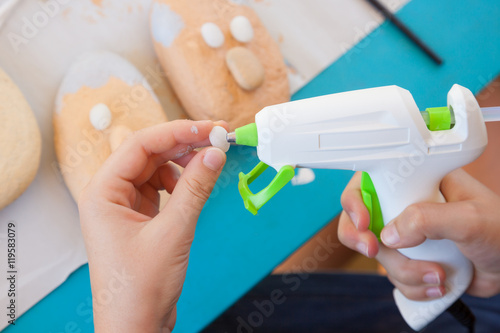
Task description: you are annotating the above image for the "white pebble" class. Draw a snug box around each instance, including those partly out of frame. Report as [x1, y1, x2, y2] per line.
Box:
[291, 168, 316, 186]
[201, 22, 225, 48]
[230, 16, 254, 43]
[89, 103, 112, 130]
[209, 126, 230, 152]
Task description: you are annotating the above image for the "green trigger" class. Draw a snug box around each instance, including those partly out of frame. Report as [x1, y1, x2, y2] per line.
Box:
[238, 162, 295, 215]
[360, 172, 384, 241]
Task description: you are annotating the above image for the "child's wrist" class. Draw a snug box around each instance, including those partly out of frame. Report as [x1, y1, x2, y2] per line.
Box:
[93, 308, 168, 333]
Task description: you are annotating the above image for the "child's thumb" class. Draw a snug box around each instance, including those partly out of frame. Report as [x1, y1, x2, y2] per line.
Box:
[153, 147, 226, 237]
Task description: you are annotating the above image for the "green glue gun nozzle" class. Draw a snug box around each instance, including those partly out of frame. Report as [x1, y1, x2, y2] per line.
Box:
[238, 162, 295, 215]
[234, 123, 258, 147]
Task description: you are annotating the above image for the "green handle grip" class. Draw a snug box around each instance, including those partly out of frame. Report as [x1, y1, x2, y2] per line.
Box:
[360, 172, 384, 240]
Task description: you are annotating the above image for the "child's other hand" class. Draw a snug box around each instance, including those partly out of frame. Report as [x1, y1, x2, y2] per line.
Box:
[338, 169, 500, 301]
[79, 120, 227, 332]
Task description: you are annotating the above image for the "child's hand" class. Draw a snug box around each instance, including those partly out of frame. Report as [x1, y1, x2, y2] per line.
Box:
[78, 120, 227, 332]
[338, 168, 500, 301]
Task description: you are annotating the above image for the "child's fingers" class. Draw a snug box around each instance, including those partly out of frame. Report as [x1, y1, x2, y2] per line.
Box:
[340, 172, 371, 231]
[376, 246, 446, 301]
[338, 211, 379, 258]
[134, 183, 160, 217]
[338, 171, 378, 257]
[148, 162, 181, 194]
[171, 121, 229, 167]
[150, 147, 226, 241]
[172, 151, 198, 168]
[96, 120, 215, 188]
[388, 276, 446, 301]
[380, 200, 481, 249]
[441, 168, 494, 202]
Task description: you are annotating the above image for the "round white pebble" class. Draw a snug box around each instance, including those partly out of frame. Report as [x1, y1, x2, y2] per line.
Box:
[230, 16, 254, 43]
[201, 22, 225, 48]
[89, 103, 112, 130]
[209, 126, 230, 152]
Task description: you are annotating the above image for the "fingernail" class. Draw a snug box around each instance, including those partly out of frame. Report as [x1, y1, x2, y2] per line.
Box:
[423, 272, 440, 285]
[348, 211, 359, 229]
[213, 120, 226, 126]
[203, 147, 226, 171]
[195, 120, 213, 125]
[356, 242, 368, 257]
[381, 224, 400, 246]
[426, 287, 443, 298]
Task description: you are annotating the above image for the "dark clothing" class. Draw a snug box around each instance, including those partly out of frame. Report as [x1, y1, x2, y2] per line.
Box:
[205, 273, 500, 333]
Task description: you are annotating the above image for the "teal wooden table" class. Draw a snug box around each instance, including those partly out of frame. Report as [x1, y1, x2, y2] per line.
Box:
[4, 0, 499, 332]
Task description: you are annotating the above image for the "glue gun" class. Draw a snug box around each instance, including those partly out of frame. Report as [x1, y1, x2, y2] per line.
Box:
[227, 84, 495, 331]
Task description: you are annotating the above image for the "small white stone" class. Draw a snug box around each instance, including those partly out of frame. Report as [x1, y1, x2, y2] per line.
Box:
[201, 22, 225, 48]
[209, 126, 230, 152]
[291, 168, 316, 186]
[89, 103, 112, 130]
[230, 16, 254, 43]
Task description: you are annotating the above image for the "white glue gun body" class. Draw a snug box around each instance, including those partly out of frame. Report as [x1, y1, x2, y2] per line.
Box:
[244, 85, 487, 330]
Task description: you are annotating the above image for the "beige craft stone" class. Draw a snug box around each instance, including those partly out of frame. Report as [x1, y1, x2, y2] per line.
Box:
[150, 0, 290, 130]
[54, 76, 167, 202]
[0, 68, 42, 210]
